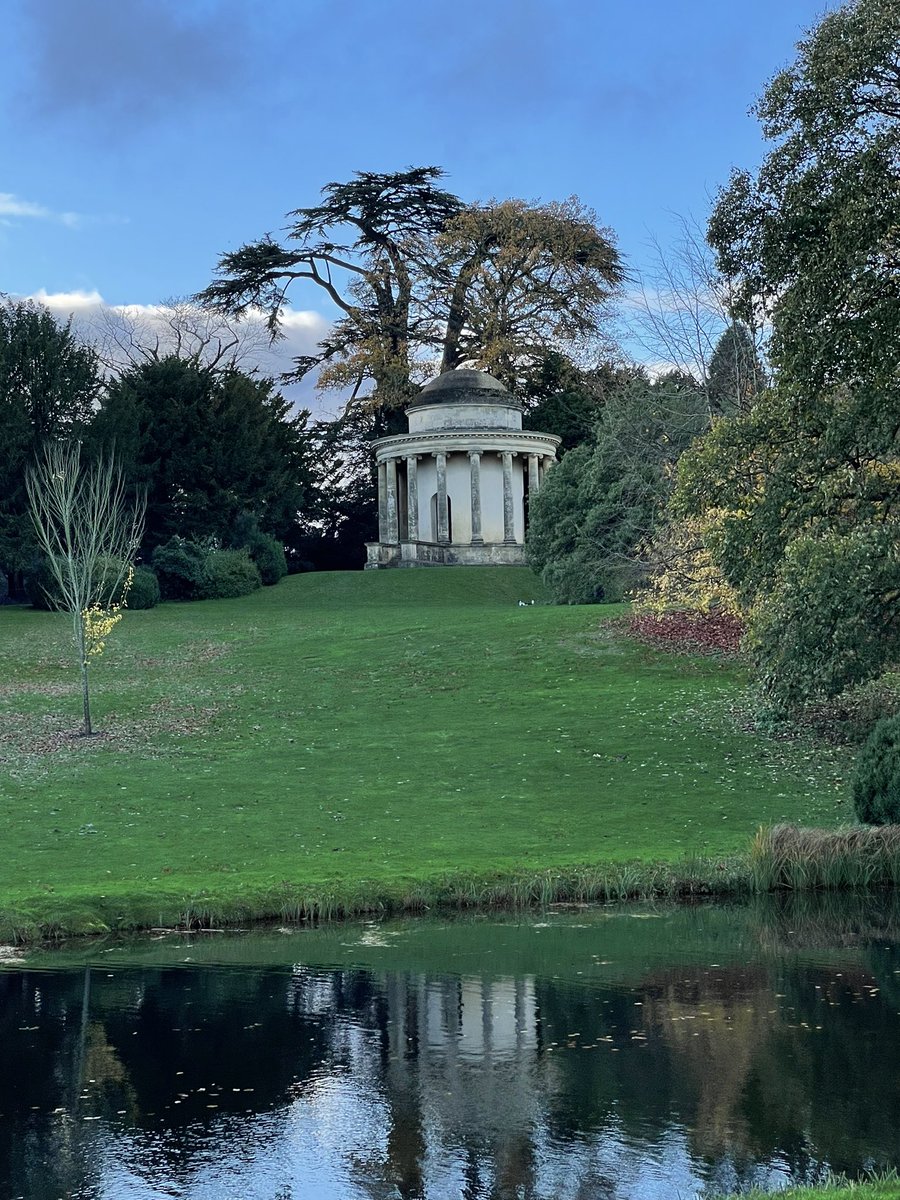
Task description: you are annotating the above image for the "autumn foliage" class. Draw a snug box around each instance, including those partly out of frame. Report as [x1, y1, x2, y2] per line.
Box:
[625, 610, 744, 656]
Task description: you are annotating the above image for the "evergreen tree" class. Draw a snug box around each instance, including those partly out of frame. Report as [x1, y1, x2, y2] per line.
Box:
[688, 0, 900, 711]
[527, 373, 708, 604]
[198, 168, 622, 409]
[90, 357, 314, 554]
[521, 353, 634, 454]
[0, 301, 100, 596]
[706, 323, 765, 418]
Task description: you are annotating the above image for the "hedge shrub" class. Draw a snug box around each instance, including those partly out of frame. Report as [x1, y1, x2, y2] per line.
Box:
[127, 566, 161, 609]
[853, 714, 900, 825]
[247, 534, 287, 586]
[25, 557, 60, 610]
[151, 538, 207, 601]
[26, 554, 132, 610]
[200, 549, 261, 599]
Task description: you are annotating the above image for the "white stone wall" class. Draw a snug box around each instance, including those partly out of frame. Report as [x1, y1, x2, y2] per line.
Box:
[413, 452, 524, 543]
[416, 455, 437, 539]
[408, 402, 523, 435]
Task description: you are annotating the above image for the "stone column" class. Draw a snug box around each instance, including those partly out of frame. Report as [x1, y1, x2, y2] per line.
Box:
[385, 457, 399, 543]
[468, 451, 483, 544]
[377, 460, 387, 542]
[405, 455, 419, 541]
[436, 451, 449, 544]
[528, 453, 540, 497]
[501, 451, 516, 544]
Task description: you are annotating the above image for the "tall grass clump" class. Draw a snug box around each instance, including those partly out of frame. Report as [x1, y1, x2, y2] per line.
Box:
[750, 824, 900, 891]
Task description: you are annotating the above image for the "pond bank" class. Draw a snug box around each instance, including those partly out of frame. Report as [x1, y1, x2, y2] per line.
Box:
[711, 1175, 900, 1199]
[2, 851, 750, 943]
[8, 822, 900, 945]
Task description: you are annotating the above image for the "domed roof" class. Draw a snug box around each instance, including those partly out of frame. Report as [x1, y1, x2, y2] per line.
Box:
[409, 368, 521, 408]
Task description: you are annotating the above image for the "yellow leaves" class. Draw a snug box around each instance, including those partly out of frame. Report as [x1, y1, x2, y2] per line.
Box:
[82, 606, 123, 657]
[81, 566, 134, 659]
[636, 514, 742, 617]
[864, 458, 900, 485]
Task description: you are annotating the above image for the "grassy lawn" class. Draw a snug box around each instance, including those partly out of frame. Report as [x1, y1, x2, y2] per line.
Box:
[0, 567, 852, 938]
[710, 1178, 900, 1200]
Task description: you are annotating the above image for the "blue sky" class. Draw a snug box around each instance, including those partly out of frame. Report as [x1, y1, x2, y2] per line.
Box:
[2, 0, 831, 396]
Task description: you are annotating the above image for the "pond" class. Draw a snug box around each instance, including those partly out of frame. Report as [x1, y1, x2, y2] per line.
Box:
[2, 894, 900, 1200]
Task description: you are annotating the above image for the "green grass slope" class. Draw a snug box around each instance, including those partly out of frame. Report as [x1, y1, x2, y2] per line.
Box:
[0, 567, 850, 938]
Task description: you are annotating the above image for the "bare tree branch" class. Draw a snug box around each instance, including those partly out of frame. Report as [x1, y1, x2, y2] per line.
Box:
[94, 297, 271, 376]
[27, 443, 146, 735]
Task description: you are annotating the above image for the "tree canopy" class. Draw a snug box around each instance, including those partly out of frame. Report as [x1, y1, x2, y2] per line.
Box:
[90, 357, 314, 554]
[527, 372, 709, 604]
[434, 196, 622, 392]
[706, 322, 766, 418]
[687, 0, 900, 710]
[0, 300, 102, 596]
[197, 167, 623, 409]
[708, 0, 900, 401]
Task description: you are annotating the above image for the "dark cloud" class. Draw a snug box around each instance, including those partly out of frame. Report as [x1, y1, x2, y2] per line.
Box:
[16, 0, 253, 126]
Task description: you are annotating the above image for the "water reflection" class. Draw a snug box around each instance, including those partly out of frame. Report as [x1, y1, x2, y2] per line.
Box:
[2, 897, 899, 1199]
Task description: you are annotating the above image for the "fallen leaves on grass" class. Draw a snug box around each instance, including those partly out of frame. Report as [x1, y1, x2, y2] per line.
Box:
[0, 698, 222, 774]
[0, 637, 234, 775]
[0, 681, 80, 699]
[621, 611, 745, 656]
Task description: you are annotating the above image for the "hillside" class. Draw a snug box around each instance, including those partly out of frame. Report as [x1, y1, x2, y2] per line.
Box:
[0, 568, 849, 938]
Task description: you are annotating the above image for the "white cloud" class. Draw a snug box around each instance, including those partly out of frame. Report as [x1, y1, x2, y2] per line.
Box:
[0, 193, 50, 219]
[0, 192, 81, 227]
[29, 287, 104, 310]
[23, 289, 333, 414]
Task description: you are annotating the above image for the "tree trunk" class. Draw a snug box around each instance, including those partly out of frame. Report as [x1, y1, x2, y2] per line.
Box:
[440, 259, 480, 373]
[81, 660, 92, 736]
[77, 618, 92, 736]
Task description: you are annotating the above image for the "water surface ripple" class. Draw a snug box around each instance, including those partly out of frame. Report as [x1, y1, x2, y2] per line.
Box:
[2, 895, 899, 1199]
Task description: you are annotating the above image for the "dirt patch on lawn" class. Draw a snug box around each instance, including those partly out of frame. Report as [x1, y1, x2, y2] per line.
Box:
[0, 638, 234, 776]
[0, 698, 223, 776]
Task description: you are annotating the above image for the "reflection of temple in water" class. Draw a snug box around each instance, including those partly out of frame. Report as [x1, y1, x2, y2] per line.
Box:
[284, 968, 722, 1198]
[6, 934, 900, 1200]
[281, 958, 900, 1200]
[289, 969, 546, 1195]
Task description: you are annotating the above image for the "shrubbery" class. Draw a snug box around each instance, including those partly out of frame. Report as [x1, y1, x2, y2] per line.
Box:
[151, 537, 263, 601]
[247, 533, 287, 585]
[25, 556, 59, 610]
[746, 528, 900, 716]
[526, 376, 709, 605]
[128, 565, 160, 609]
[201, 549, 261, 599]
[853, 715, 900, 826]
[31, 534, 276, 610]
[151, 538, 207, 601]
[26, 554, 136, 610]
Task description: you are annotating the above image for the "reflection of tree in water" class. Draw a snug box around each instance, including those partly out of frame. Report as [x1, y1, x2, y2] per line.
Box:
[751, 960, 900, 1177]
[0, 970, 93, 1200]
[533, 971, 780, 1196]
[0, 964, 368, 1197]
[638, 964, 819, 1194]
[747, 891, 900, 1177]
[3, 914, 900, 1199]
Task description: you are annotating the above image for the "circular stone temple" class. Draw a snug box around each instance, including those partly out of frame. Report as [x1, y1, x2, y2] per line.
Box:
[365, 368, 561, 568]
